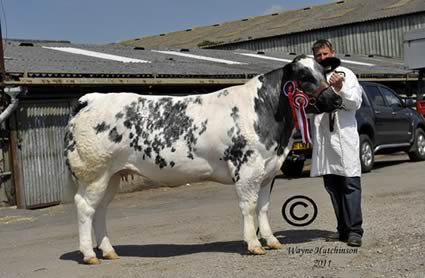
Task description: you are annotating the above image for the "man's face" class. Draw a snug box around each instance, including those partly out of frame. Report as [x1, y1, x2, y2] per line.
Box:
[313, 46, 336, 63]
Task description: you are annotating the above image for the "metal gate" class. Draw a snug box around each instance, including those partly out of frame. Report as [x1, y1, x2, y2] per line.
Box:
[14, 101, 71, 208]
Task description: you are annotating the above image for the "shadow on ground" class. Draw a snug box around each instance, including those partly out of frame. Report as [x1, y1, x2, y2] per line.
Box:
[60, 229, 332, 263]
[372, 159, 407, 170]
[60, 240, 245, 263]
[276, 229, 334, 244]
[276, 158, 409, 179]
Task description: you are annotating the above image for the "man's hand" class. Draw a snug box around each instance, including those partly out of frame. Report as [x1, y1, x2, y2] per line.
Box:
[329, 72, 344, 92]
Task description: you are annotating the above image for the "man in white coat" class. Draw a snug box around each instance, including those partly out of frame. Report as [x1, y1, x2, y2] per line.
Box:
[310, 39, 363, 247]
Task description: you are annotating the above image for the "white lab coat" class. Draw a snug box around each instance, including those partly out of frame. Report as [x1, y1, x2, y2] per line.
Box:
[310, 66, 363, 177]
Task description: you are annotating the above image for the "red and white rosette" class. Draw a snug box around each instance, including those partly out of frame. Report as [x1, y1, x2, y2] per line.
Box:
[283, 81, 312, 144]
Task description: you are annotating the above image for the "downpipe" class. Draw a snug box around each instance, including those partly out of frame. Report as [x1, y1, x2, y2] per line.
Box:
[0, 86, 27, 124]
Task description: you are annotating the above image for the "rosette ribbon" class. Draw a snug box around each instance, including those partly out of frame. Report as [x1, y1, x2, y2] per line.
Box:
[282, 81, 312, 144]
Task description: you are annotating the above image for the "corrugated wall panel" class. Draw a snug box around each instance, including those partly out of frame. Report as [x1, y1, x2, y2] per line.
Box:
[213, 13, 425, 58]
[16, 102, 71, 208]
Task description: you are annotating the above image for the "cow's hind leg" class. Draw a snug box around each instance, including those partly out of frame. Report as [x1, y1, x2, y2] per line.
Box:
[74, 175, 110, 264]
[257, 177, 283, 250]
[93, 174, 120, 260]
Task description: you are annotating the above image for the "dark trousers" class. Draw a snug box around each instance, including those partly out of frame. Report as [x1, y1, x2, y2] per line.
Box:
[323, 174, 364, 237]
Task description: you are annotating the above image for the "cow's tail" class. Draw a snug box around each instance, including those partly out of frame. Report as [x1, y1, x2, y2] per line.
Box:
[63, 165, 78, 203]
[63, 118, 80, 203]
[62, 97, 89, 203]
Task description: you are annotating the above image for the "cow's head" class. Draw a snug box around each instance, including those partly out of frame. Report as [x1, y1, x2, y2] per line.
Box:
[282, 55, 342, 113]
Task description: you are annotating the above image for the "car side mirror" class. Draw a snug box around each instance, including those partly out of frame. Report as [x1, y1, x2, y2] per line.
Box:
[403, 98, 415, 108]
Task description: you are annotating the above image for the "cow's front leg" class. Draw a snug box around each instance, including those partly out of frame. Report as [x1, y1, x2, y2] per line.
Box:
[235, 179, 265, 255]
[257, 177, 283, 250]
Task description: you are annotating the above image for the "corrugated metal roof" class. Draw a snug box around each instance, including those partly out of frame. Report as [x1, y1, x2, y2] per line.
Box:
[2, 39, 411, 87]
[119, 0, 425, 49]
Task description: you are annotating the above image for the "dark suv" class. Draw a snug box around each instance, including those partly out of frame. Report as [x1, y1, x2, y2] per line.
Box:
[282, 81, 425, 177]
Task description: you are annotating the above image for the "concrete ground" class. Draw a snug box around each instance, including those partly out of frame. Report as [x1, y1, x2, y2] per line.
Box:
[0, 153, 424, 278]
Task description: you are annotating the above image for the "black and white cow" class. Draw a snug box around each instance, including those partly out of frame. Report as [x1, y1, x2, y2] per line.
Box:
[65, 55, 342, 264]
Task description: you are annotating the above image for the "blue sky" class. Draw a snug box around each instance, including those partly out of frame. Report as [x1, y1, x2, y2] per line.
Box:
[1, 0, 333, 44]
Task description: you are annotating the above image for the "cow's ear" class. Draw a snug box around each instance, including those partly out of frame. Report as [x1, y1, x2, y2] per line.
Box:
[292, 54, 307, 63]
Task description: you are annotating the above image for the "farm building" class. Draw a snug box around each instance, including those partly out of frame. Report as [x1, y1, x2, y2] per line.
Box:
[0, 39, 415, 208]
[404, 28, 425, 100]
[121, 0, 425, 59]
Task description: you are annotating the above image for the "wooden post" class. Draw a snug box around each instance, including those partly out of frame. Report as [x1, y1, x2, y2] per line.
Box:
[9, 129, 22, 208]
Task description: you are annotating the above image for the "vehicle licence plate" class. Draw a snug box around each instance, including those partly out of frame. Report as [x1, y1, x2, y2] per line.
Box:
[292, 142, 312, 150]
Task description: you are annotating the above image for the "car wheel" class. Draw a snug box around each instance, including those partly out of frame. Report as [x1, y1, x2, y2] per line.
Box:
[360, 134, 374, 173]
[407, 128, 425, 161]
[281, 159, 305, 177]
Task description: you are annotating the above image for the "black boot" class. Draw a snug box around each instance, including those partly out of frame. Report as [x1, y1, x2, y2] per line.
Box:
[347, 233, 362, 247]
[326, 232, 348, 242]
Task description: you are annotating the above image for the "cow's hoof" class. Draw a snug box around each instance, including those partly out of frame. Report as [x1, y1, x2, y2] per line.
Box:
[84, 256, 101, 265]
[103, 250, 120, 260]
[248, 246, 266, 255]
[267, 240, 284, 250]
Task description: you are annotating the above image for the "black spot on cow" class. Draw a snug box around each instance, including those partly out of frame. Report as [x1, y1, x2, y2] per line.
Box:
[144, 147, 152, 158]
[170, 161, 175, 167]
[155, 155, 167, 169]
[64, 128, 76, 156]
[217, 90, 230, 98]
[64, 158, 77, 178]
[71, 100, 88, 117]
[199, 119, 208, 135]
[64, 126, 78, 178]
[223, 106, 255, 182]
[109, 127, 123, 143]
[224, 135, 254, 182]
[118, 96, 205, 169]
[227, 127, 235, 138]
[151, 136, 163, 156]
[115, 112, 124, 119]
[94, 122, 111, 134]
[230, 106, 239, 120]
[192, 96, 203, 105]
[184, 126, 198, 158]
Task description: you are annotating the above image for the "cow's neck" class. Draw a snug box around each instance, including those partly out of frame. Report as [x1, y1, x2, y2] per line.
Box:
[253, 68, 295, 155]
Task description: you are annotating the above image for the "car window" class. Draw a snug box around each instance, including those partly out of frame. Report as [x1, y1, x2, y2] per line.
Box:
[364, 85, 386, 108]
[379, 87, 403, 109]
[360, 91, 369, 107]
